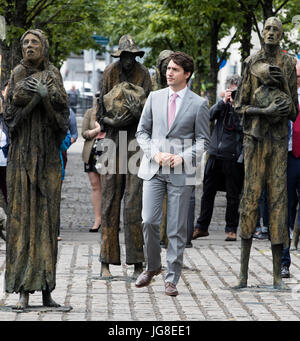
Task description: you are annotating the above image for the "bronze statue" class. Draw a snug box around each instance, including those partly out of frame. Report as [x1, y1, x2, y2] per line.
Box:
[151, 50, 173, 248]
[97, 34, 152, 278]
[152, 50, 173, 91]
[3, 29, 69, 308]
[234, 17, 298, 289]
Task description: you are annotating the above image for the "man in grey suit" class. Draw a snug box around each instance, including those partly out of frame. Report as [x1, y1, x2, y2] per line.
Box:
[135, 51, 210, 296]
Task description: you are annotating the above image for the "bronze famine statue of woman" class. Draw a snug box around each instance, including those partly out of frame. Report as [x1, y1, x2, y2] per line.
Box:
[3, 29, 69, 309]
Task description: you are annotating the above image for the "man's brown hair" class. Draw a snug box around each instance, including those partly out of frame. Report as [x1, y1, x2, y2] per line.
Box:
[167, 51, 194, 83]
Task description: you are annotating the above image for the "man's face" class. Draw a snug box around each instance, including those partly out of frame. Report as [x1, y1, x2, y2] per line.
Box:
[22, 33, 43, 65]
[228, 84, 238, 102]
[166, 60, 190, 89]
[263, 18, 283, 46]
[120, 52, 136, 72]
[296, 63, 300, 89]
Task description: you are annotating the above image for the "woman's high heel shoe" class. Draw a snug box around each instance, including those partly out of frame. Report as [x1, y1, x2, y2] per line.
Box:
[89, 224, 101, 233]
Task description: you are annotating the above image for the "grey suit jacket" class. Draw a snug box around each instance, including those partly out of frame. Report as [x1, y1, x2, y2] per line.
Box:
[136, 87, 210, 185]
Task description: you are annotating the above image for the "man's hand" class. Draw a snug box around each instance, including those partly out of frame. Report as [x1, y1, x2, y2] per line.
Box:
[223, 89, 232, 104]
[170, 155, 183, 168]
[154, 152, 172, 166]
[154, 152, 183, 168]
[124, 94, 141, 119]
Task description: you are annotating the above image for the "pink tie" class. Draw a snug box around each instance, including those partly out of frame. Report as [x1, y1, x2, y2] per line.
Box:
[168, 93, 178, 129]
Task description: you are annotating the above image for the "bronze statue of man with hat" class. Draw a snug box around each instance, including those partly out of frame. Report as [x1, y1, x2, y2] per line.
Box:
[234, 17, 298, 289]
[150, 50, 173, 248]
[152, 50, 173, 91]
[96, 34, 152, 278]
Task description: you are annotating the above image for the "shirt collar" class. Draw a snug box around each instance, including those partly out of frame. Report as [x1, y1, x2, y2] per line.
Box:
[169, 86, 188, 99]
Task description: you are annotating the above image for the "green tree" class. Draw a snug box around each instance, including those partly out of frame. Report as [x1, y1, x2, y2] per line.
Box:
[101, 0, 242, 105]
[101, 0, 297, 105]
[0, 0, 104, 87]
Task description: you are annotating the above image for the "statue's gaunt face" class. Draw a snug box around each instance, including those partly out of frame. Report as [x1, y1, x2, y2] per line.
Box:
[160, 59, 169, 80]
[22, 33, 43, 65]
[120, 52, 136, 72]
[263, 18, 283, 46]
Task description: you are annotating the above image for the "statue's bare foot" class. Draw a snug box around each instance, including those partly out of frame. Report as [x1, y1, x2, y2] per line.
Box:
[273, 280, 289, 290]
[132, 263, 143, 279]
[16, 291, 29, 310]
[42, 290, 61, 307]
[100, 263, 112, 278]
[232, 280, 247, 289]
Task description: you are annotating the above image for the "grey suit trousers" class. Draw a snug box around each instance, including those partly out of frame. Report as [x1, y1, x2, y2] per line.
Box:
[142, 171, 193, 285]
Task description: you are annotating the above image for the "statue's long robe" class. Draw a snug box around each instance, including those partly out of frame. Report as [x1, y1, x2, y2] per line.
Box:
[3, 61, 69, 293]
[97, 60, 152, 265]
[235, 49, 298, 246]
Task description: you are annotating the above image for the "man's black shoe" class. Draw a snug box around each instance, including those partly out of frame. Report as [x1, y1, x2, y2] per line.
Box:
[192, 229, 209, 240]
[160, 241, 167, 249]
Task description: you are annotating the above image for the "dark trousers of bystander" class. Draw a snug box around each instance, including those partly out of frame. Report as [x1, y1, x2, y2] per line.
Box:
[195, 156, 244, 234]
[282, 152, 300, 268]
[0, 166, 7, 204]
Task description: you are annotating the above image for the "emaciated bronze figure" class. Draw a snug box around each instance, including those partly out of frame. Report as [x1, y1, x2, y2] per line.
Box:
[151, 50, 173, 248]
[97, 35, 152, 278]
[3, 29, 69, 308]
[234, 17, 298, 289]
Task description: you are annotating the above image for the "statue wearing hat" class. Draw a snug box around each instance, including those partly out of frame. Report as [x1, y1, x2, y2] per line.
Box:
[150, 50, 173, 248]
[97, 34, 152, 278]
[234, 17, 298, 290]
[152, 50, 173, 91]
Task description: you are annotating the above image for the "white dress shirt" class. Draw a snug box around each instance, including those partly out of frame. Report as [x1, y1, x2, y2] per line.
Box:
[168, 86, 188, 117]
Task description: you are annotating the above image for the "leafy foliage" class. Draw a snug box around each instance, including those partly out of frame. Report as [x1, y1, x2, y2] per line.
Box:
[0, 0, 297, 99]
[0, 0, 105, 85]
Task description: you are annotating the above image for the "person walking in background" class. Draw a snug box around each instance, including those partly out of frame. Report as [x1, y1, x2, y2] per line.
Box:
[0, 83, 9, 206]
[60, 107, 78, 175]
[281, 60, 300, 278]
[57, 131, 72, 241]
[57, 107, 78, 241]
[192, 74, 244, 242]
[82, 92, 106, 233]
[253, 189, 269, 240]
[67, 84, 79, 114]
[289, 61, 300, 252]
[135, 51, 210, 296]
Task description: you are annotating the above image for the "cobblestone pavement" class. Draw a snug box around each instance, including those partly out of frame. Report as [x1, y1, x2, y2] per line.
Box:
[1, 130, 300, 323]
